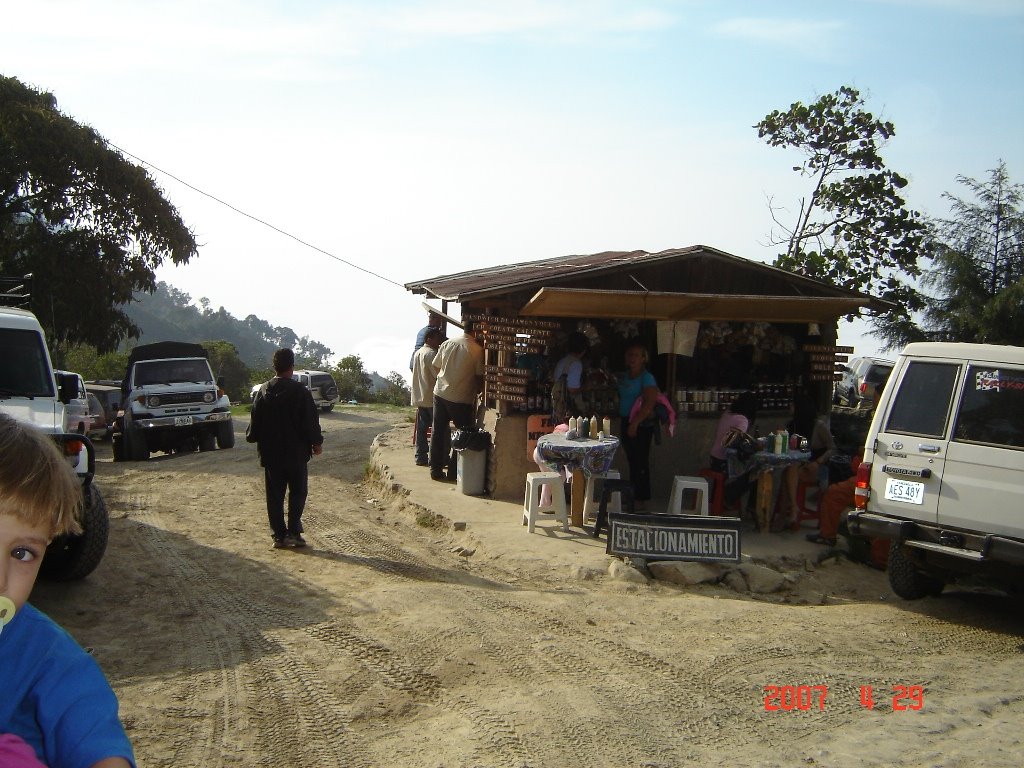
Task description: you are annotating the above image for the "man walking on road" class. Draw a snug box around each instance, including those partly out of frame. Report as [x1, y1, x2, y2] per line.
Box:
[411, 327, 443, 467]
[430, 320, 484, 481]
[247, 348, 324, 548]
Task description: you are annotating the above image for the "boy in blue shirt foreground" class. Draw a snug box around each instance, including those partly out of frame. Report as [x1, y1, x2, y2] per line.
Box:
[0, 413, 135, 768]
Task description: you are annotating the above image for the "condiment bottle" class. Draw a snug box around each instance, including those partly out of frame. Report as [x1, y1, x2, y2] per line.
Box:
[779, 429, 789, 454]
[568, 416, 577, 433]
[603, 416, 611, 435]
[590, 414, 599, 439]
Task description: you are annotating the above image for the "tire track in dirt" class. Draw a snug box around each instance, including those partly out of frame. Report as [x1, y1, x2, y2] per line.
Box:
[308, 518, 693, 765]
[103, 483, 369, 767]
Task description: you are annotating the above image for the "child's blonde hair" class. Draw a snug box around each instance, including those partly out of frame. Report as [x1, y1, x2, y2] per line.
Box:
[0, 413, 82, 538]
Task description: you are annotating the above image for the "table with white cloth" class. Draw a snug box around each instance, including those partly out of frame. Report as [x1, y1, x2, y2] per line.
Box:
[536, 433, 621, 526]
[727, 449, 811, 532]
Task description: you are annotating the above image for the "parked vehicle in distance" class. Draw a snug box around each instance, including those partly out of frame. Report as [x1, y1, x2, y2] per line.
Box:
[848, 342, 1024, 600]
[85, 381, 122, 430]
[113, 341, 234, 461]
[54, 369, 90, 434]
[251, 369, 340, 412]
[834, 356, 894, 409]
[85, 392, 110, 440]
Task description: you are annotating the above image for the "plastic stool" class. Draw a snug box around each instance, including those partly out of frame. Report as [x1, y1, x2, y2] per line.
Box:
[593, 479, 636, 538]
[796, 480, 819, 522]
[522, 472, 568, 533]
[583, 470, 621, 525]
[698, 468, 726, 516]
[667, 475, 710, 516]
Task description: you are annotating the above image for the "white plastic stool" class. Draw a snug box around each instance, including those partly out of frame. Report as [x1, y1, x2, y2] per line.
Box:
[667, 475, 710, 516]
[583, 470, 621, 524]
[523, 472, 568, 533]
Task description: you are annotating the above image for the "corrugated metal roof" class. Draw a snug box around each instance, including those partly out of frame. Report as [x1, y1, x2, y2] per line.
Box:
[404, 245, 875, 303]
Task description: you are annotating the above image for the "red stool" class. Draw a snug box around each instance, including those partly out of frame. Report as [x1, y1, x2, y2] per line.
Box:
[698, 468, 726, 516]
[796, 480, 818, 522]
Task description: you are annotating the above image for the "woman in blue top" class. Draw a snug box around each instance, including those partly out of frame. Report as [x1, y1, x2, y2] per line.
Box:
[617, 342, 660, 510]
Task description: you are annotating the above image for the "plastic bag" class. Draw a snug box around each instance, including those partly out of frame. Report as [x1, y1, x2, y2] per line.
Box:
[451, 429, 491, 451]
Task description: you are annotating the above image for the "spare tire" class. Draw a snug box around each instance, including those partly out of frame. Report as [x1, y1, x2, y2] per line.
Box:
[40, 483, 109, 581]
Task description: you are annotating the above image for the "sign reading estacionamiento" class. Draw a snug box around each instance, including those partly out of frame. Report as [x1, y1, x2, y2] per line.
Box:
[607, 513, 742, 564]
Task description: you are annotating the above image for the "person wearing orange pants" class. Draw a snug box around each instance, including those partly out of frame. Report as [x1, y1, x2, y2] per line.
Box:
[806, 475, 889, 569]
[806, 475, 856, 546]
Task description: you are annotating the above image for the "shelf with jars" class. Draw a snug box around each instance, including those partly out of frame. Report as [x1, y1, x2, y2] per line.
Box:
[674, 383, 794, 416]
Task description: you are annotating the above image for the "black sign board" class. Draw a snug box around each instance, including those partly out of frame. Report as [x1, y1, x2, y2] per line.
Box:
[606, 513, 742, 563]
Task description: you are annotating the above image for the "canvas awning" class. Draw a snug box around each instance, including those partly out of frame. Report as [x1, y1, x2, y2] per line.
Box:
[519, 287, 871, 322]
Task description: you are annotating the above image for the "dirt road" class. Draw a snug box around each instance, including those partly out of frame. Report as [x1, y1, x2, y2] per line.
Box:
[31, 408, 1024, 767]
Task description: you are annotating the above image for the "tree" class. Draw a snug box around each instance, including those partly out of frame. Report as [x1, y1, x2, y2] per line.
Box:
[295, 336, 333, 370]
[0, 75, 197, 356]
[756, 85, 931, 348]
[374, 371, 411, 406]
[201, 340, 251, 402]
[922, 162, 1024, 344]
[62, 345, 130, 382]
[333, 355, 372, 402]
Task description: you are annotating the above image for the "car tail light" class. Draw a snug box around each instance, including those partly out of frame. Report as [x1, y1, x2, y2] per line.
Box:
[859, 381, 868, 394]
[62, 437, 84, 457]
[854, 461, 871, 509]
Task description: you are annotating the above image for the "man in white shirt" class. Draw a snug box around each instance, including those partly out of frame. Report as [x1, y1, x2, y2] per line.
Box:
[430, 321, 484, 481]
[410, 328, 443, 466]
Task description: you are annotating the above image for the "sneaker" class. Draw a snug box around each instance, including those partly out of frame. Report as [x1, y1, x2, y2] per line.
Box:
[415, 459, 429, 466]
[273, 536, 293, 549]
[430, 470, 446, 481]
[290, 534, 307, 548]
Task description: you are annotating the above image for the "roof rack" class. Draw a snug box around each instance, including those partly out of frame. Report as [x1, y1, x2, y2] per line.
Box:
[0, 274, 32, 308]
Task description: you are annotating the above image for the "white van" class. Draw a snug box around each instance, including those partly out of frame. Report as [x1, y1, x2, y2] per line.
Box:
[848, 342, 1024, 599]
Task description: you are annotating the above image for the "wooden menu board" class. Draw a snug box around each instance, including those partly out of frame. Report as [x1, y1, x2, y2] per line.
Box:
[803, 344, 854, 382]
[468, 315, 559, 406]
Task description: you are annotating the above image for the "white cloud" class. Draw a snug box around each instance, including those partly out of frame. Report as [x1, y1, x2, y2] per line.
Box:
[711, 17, 846, 57]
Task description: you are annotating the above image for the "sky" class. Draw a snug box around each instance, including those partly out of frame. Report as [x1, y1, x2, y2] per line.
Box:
[3, 0, 1023, 380]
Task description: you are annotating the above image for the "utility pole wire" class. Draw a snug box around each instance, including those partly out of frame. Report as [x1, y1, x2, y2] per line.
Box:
[109, 143, 405, 289]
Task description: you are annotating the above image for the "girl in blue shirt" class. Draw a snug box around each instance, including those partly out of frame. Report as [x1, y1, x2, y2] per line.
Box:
[0, 414, 135, 768]
[617, 342, 660, 509]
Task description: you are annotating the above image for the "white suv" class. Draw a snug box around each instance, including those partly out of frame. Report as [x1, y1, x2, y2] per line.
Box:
[251, 369, 339, 412]
[54, 369, 90, 434]
[848, 342, 1024, 599]
[0, 304, 109, 580]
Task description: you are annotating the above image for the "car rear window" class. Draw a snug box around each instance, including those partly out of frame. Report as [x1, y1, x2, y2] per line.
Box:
[952, 366, 1024, 449]
[884, 361, 960, 438]
[864, 365, 893, 384]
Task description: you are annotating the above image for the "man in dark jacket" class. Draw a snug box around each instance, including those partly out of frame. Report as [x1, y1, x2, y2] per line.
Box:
[246, 348, 324, 548]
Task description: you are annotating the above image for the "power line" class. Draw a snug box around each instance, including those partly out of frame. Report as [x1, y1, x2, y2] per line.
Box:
[109, 143, 405, 289]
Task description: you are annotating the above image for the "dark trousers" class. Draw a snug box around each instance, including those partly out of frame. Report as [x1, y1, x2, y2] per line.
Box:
[430, 396, 475, 475]
[621, 423, 655, 502]
[415, 406, 433, 463]
[264, 462, 308, 539]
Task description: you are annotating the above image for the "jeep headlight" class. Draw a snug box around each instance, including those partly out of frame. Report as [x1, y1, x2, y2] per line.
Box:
[203, 391, 215, 403]
[147, 395, 162, 407]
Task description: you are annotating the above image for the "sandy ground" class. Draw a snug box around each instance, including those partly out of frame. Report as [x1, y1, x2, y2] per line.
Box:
[30, 406, 1024, 768]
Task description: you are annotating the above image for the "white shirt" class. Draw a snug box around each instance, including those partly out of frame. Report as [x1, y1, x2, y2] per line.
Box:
[410, 344, 439, 408]
[432, 334, 484, 405]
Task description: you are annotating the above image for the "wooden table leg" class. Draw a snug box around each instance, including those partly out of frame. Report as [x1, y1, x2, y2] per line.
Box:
[755, 470, 773, 533]
[570, 468, 585, 527]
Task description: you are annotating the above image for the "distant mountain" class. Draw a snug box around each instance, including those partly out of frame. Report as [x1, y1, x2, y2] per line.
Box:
[124, 282, 330, 369]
